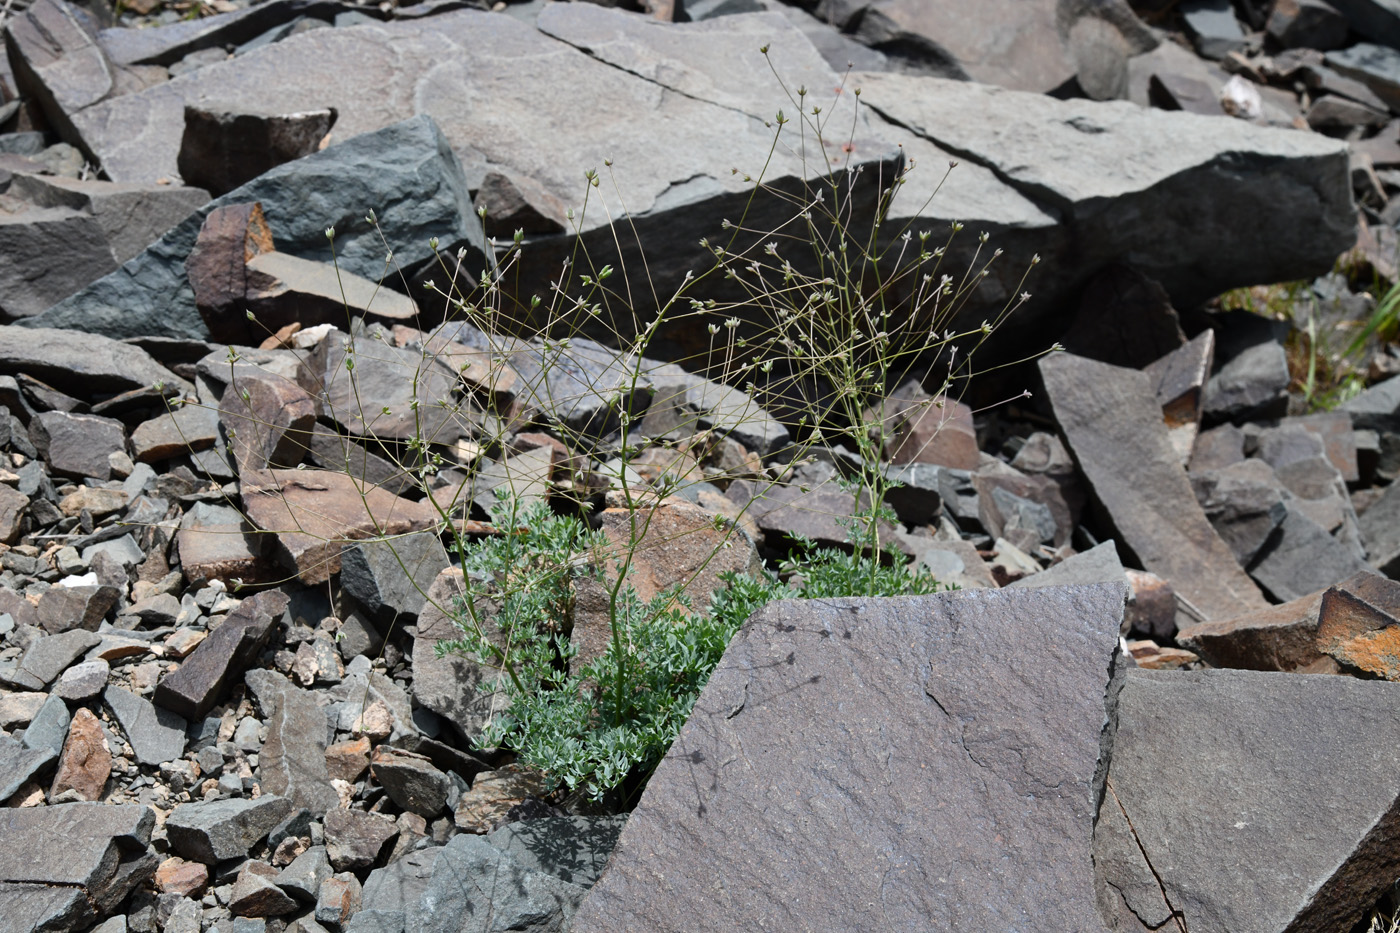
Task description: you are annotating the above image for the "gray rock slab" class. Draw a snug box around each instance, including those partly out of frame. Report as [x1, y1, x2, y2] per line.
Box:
[0, 802, 156, 930]
[1203, 341, 1291, 424]
[421, 835, 583, 933]
[0, 204, 118, 320]
[0, 734, 55, 802]
[1008, 540, 1126, 590]
[486, 815, 626, 890]
[339, 532, 448, 626]
[104, 685, 186, 766]
[165, 795, 294, 864]
[1181, 0, 1248, 58]
[411, 568, 509, 740]
[0, 326, 186, 398]
[1249, 503, 1373, 603]
[1190, 458, 1289, 569]
[6, 630, 102, 691]
[1327, 40, 1400, 107]
[1040, 352, 1267, 621]
[26, 115, 485, 342]
[571, 584, 1125, 932]
[852, 72, 1354, 310]
[155, 590, 288, 720]
[244, 669, 339, 812]
[1100, 668, 1400, 932]
[8, 172, 210, 264]
[275, 845, 331, 903]
[351, 845, 441, 933]
[324, 809, 398, 873]
[22, 693, 71, 755]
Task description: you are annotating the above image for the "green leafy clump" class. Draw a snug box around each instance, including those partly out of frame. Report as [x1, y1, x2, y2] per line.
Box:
[438, 495, 951, 803]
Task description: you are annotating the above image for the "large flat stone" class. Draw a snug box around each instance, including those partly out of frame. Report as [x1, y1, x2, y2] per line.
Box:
[244, 669, 339, 813]
[0, 325, 185, 398]
[854, 72, 1354, 311]
[104, 684, 187, 766]
[0, 803, 156, 932]
[572, 584, 1125, 931]
[1099, 668, 1400, 932]
[26, 115, 486, 342]
[1040, 351, 1266, 621]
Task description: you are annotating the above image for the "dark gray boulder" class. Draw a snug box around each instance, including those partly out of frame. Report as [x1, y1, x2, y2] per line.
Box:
[25, 116, 487, 341]
[166, 796, 295, 865]
[572, 584, 1125, 931]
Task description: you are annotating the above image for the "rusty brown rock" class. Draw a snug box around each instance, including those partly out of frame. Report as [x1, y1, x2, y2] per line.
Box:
[1122, 569, 1176, 641]
[240, 468, 439, 585]
[185, 201, 275, 345]
[570, 499, 764, 673]
[1176, 591, 1326, 671]
[154, 856, 208, 899]
[453, 765, 550, 834]
[325, 736, 371, 784]
[885, 390, 980, 471]
[219, 367, 315, 474]
[49, 707, 110, 802]
[1316, 571, 1400, 678]
[130, 402, 221, 463]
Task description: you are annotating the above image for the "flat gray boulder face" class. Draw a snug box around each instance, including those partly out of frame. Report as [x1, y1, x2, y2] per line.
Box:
[1099, 669, 1400, 932]
[572, 584, 1126, 932]
[1040, 351, 1267, 622]
[26, 115, 485, 341]
[852, 72, 1354, 310]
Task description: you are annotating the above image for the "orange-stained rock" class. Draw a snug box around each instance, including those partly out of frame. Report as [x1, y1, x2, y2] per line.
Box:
[50, 708, 111, 802]
[155, 856, 209, 898]
[325, 736, 371, 784]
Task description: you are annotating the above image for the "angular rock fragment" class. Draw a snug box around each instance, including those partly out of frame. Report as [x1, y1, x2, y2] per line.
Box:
[220, 367, 316, 474]
[1203, 341, 1291, 424]
[1315, 570, 1400, 678]
[185, 201, 275, 344]
[131, 402, 220, 463]
[339, 533, 448, 626]
[5, 629, 101, 691]
[29, 116, 486, 342]
[155, 590, 288, 720]
[1040, 352, 1265, 620]
[178, 105, 335, 197]
[37, 583, 121, 634]
[883, 389, 979, 470]
[411, 568, 508, 739]
[0, 803, 156, 932]
[853, 72, 1354, 310]
[166, 796, 294, 864]
[1190, 458, 1289, 568]
[29, 410, 126, 480]
[275, 845, 331, 904]
[370, 746, 450, 818]
[1268, 0, 1350, 50]
[0, 204, 117, 320]
[1144, 328, 1214, 463]
[240, 468, 438, 585]
[245, 252, 418, 336]
[1100, 668, 1400, 932]
[572, 585, 1125, 931]
[50, 707, 111, 801]
[1249, 504, 1372, 603]
[229, 865, 298, 918]
[104, 685, 186, 766]
[324, 809, 397, 872]
[475, 169, 568, 237]
[0, 326, 185, 397]
[245, 669, 339, 812]
[1177, 591, 1328, 672]
[453, 765, 551, 835]
[1008, 540, 1125, 590]
[8, 172, 209, 264]
[0, 734, 56, 804]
